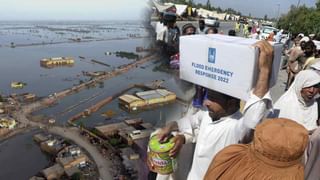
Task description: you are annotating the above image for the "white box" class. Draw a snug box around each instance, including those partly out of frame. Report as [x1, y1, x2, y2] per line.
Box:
[179, 34, 283, 100]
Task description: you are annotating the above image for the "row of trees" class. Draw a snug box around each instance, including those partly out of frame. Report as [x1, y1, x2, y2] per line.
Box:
[277, 1, 320, 38]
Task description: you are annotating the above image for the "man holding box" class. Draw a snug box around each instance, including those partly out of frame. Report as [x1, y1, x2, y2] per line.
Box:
[155, 40, 274, 180]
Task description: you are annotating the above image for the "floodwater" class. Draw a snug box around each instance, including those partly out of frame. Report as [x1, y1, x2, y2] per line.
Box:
[0, 21, 151, 96]
[0, 21, 191, 179]
[0, 130, 50, 180]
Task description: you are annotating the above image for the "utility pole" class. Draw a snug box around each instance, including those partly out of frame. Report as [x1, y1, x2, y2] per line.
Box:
[277, 4, 280, 21]
[297, 0, 301, 7]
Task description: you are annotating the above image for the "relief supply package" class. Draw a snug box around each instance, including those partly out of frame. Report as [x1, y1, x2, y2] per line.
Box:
[180, 34, 283, 100]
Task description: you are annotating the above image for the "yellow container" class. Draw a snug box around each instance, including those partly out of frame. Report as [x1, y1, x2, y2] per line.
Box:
[148, 135, 176, 174]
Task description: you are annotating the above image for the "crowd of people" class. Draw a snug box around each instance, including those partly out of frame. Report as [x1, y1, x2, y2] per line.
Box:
[150, 11, 320, 180]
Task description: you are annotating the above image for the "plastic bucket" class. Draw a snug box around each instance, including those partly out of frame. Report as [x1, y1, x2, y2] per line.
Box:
[148, 135, 176, 174]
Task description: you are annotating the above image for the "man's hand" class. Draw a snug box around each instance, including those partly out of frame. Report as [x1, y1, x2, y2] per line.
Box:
[157, 121, 178, 143]
[157, 126, 172, 143]
[253, 40, 274, 98]
[169, 134, 185, 157]
[147, 152, 156, 172]
[254, 40, 273, 72]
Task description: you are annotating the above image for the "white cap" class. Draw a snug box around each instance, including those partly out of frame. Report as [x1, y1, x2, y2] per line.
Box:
[300, 36, 310, 43]
[298, 33, 304, 38]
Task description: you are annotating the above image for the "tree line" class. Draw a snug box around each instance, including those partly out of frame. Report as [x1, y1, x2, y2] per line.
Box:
[277, 0, 320, 38]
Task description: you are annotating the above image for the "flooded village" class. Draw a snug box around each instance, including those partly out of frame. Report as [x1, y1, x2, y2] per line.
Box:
[0, 19, 188, 180]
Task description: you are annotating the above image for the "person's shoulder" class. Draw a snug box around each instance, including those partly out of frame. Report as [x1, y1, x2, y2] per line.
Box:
[232, 111, 243, 120]
[194, 109, 207, 117]
[187, 109, 210, 123]
[291, 47, 302, 55]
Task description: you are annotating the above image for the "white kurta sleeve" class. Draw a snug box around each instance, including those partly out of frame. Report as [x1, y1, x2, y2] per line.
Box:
[176, 111, 203, 144]
[241, 91, 273, 129]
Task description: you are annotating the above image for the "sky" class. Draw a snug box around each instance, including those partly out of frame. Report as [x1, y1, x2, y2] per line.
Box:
[0, 0, 149, 21]
[0, 0, 317, 21]
[195, 0, 317, 18]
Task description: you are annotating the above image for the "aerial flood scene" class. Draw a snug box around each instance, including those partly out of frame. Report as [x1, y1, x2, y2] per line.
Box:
[0, 1, 187, 179]
[0, 20, 173, 179]
[1, 0, 320, 180]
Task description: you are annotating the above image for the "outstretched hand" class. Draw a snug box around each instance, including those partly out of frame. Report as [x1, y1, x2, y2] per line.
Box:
[252, 40, 274, 98]
[254, 40, 273, 72]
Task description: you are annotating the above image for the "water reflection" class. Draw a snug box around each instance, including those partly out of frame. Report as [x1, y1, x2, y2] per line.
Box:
[0, 130, 50, 179]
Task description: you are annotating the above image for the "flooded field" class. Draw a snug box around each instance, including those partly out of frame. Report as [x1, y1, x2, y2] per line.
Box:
[0, 21, 148, 47]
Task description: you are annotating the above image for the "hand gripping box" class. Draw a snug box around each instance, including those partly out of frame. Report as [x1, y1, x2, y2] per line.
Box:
[179, 34, 283, 100]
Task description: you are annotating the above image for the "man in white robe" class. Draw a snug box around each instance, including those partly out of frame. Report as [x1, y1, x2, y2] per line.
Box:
[151, 40, 274, 180]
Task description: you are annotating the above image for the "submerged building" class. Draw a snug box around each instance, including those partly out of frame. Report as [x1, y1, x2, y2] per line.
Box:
[11, 81, 25, 89]
[0, 117, 17, 129]
[42, 164, 64, 180]
[40, 57, 74, 68]
[119, 89, 176, 111]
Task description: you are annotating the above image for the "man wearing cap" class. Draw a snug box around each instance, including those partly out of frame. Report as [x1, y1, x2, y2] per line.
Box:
[169, 23, 196, 69]
[182, 23, 196, 36]
[155, 40, 274, 180]
[204, 118, 309, 180]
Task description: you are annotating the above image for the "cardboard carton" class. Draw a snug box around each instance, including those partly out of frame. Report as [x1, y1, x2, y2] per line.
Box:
[180, 34, 283, 100]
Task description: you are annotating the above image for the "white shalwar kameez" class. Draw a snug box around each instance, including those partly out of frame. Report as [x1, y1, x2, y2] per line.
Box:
[156, 91, 272, 180]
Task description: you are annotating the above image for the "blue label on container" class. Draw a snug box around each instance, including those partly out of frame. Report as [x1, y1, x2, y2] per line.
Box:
[208, 48, 216, 64]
